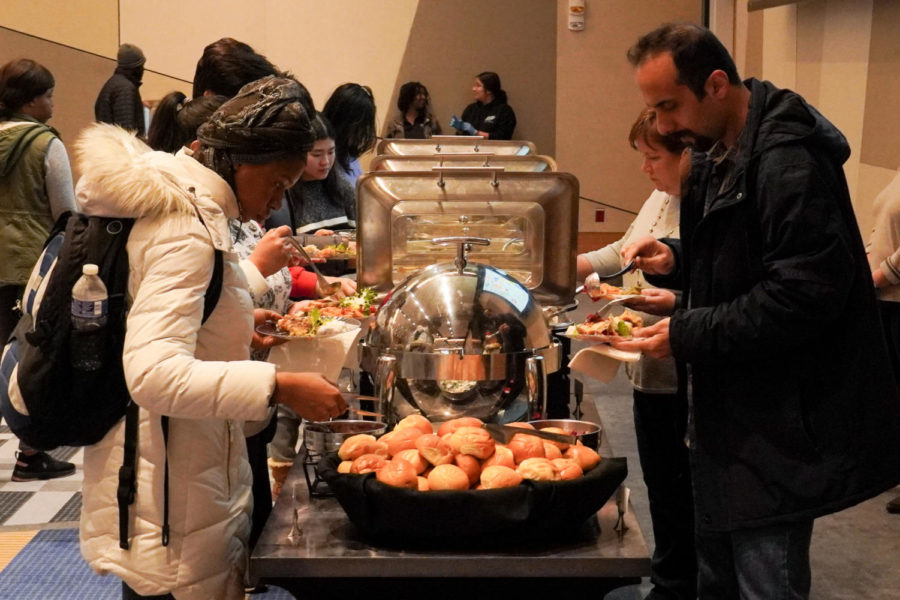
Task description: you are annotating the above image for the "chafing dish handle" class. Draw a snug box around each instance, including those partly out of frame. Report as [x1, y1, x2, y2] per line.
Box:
[374, 355, 398, 427]
[526, 355, 547, 420]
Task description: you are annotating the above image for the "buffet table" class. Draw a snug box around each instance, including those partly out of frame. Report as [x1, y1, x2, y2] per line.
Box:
[250, 402, 651, 599]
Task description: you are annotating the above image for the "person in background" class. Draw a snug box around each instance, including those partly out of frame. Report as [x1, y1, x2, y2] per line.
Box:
[192, 37, 280, 100]
[94, 43, 147, 137]
[283, 112, 356, 235]
[865, 167, 900, 515]
[450, 71, 516, 140]
[146, 91, 228, 154]
[77, 76, 347, 600]
[385, 81, 441, 139]
[0, 58, 77, 482]
[322, 82, 376, 187]
[576, 107, 695, 600]
[617, 23, 900, 598]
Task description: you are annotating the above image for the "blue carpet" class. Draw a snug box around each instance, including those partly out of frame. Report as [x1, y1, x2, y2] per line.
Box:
[0, 528, 294, 599]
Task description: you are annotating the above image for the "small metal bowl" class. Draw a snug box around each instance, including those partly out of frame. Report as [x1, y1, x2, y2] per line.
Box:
[304, 420, 387, 456]
[528, 419, 601, 450]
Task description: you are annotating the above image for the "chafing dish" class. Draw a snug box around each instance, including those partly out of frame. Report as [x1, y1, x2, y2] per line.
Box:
[375, 136, 537, 157]
[356, 169, 578, 307]
[370, 154, 557, 172]
[360, 238, 560, 425]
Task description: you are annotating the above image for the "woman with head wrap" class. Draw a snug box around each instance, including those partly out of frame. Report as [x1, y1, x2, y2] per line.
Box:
[75, 76, 347, 600]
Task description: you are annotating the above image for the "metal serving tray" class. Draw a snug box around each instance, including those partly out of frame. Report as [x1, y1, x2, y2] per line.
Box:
[370, 154, 557, 172]
[375, 137, 537, 157]
[356, 169, 578, 307]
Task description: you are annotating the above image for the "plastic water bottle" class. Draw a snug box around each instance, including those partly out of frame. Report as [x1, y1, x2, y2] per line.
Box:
[71, 264, 108, 371]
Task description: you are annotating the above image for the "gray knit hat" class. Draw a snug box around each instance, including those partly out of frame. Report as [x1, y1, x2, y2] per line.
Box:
[117, 44, 145, 69]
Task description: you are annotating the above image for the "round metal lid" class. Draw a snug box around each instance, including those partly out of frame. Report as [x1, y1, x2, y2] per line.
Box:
[364, 260, 552, 357]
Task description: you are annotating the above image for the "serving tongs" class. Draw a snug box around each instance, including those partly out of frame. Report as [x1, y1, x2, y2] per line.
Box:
[285, 236, 343, 296]
[482, 423, 576, 446]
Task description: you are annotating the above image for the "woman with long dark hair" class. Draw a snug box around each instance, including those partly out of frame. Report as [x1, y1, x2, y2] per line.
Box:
[321, 82, 376, 187]
[450, 71, 516, 140]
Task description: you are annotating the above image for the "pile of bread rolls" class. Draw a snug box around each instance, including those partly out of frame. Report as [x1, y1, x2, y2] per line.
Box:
[335, 415, 601, 491]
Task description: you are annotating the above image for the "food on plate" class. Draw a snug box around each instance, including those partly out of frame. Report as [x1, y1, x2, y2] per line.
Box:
[316, 318, 358, 336]
[275, 307, 355, 337]
[350, 453, 388, 474]
[293, 287, 378, 319]
[394, 414, 434, 436]
[427, 464, 470, 491]
[480, 465, 523, 489]
[587, 281, 644, 300]
[376, 458, 419, 489]
[337, 434, 378, 461]
[516, 457, 559, 481]
[567, 309, 644, 339]
[302, 242, 356, 258]
[565, 444, 601, 471]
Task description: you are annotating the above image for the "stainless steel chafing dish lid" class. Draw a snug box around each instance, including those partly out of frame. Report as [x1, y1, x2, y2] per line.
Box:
[359, 258, 560, 378]
[356, 170, 578, 307]
[370, 154, 557, 172]
[375, 137, 536, 156]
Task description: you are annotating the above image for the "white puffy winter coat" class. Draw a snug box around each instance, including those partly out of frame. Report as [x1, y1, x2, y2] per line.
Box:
[75, 125, 275, 600]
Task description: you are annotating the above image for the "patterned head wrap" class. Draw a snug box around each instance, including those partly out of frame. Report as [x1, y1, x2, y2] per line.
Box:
[195, 75, 313, 185]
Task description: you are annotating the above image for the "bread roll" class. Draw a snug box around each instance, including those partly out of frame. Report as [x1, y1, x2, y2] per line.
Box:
[376, 458, 419, 489]
[427, 464, 470, 490]
[394, 448, 428, 474]
[416, 476, 429, 491]
[386, 427, 425, 456]
[551, 458, 584, 480]
[482, 445, 516, 469]
[394, 414, 434, 436]
[338, 434, 377, 461]
[414, 433, 444, 452]
[371, 441, 390, 457]
[350, 453, 388, 474]
[507, 433, 545, 464]
[564, 444, 601, 472]
[420, 445, 454, 467]
[436, 416, 484, 437]
[542, 442, 563, 460]
[516, 457, 559, 481]
[337, 460, 353, 474]
[453, 453, 481, 487]
[539, 426, 571, 450]
[448, 426, 495, 460]
[480, 465, 524, 489]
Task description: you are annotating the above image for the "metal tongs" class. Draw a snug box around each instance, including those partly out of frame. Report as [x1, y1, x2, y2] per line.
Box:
[482, 423, 576, 446]
[285, 236, 343, 296]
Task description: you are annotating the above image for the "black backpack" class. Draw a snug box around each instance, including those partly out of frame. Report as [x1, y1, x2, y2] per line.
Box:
[0, 211, 223, 548]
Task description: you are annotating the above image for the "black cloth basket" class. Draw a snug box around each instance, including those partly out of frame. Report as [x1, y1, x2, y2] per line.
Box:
[317, 452, 627, 547]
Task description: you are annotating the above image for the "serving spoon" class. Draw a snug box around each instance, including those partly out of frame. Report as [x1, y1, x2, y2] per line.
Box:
[286, 236, 343, 296]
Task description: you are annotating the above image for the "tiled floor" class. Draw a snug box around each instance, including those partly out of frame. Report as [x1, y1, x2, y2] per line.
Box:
[0, 426, 83, 531]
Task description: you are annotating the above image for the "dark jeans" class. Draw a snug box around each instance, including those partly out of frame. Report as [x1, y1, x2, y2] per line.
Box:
[247, 414, 278, 551]
[0, 284, 23, 344]
[122, 581, 174, 599]
[633, 389, 697, 600]
[695, 519, 814, 600]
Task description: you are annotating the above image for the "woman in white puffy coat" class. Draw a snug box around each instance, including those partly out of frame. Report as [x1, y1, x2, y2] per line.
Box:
[76, 77, 347, 600]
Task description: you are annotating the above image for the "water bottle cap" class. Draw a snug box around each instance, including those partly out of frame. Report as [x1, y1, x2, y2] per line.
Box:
[82, 264, 99, 276]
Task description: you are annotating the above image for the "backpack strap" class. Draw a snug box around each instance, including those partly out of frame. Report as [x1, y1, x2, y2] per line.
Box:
[118, 247, 225, 550]
[117, 401, 139, 549]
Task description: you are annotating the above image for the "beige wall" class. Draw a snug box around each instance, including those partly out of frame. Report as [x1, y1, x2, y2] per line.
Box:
[555, 0, 702, 235]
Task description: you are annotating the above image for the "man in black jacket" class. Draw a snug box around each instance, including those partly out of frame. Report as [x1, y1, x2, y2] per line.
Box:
[615, 23, 900, 599]
[94, 43, 146, 137]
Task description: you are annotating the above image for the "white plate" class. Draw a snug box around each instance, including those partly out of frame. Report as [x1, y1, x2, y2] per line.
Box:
[256, 317, 361, 341]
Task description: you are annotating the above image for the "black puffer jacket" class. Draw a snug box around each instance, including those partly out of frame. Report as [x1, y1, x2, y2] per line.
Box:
[655, 78, 900, 532]
[94, 68, 144, 136]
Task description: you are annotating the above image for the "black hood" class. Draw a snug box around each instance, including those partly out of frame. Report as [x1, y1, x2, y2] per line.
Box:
[746, 78, 850, 166]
